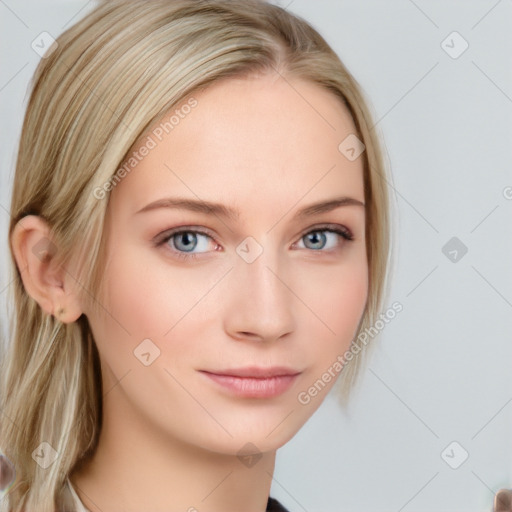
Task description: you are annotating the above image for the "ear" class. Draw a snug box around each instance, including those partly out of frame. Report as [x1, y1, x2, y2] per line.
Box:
[10, 215, 83, 323]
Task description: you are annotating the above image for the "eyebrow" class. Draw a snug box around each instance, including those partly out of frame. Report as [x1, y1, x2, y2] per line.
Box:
[135, 196, 365, 220]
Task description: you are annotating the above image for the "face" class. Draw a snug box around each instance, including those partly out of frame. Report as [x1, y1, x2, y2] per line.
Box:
[83, 72, 368, 455]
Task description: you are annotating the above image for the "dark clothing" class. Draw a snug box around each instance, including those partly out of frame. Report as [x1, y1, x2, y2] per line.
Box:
[267, 496, 290, 511]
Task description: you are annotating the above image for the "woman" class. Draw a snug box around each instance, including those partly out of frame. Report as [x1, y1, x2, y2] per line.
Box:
[0, 1, 391, 510]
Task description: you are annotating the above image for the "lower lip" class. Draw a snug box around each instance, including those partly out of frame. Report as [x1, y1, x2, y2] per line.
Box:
[200, 371, 299, 398]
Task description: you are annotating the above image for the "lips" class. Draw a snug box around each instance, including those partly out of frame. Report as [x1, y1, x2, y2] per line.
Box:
[199, 366, 302, 398]
[202, 366, 301, 378]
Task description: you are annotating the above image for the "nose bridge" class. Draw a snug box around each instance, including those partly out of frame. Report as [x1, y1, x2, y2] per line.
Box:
[237, 235, 286, 308]
[226, 235, 295, 339]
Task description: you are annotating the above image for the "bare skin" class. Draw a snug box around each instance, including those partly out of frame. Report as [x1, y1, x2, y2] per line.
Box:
[11, 72, 367, 512]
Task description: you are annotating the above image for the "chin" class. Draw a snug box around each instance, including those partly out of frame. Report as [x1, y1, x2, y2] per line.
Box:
[191, 407, 312, 457]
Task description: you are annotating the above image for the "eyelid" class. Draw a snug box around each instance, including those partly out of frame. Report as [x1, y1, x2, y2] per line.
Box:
[297, 223, 353, 241]
[153, 225, 216, 245]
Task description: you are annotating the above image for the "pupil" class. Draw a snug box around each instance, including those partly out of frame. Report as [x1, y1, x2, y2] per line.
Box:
[307, 231, 325, 249]
[177, 232, 196, 252]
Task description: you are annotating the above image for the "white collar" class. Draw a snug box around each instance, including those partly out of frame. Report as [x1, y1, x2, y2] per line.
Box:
[64, 477, 91, 512]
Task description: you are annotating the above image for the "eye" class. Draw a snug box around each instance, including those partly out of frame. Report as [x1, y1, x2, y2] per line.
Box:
[295, 225, 354, 252]
[155, 227, 218, 261]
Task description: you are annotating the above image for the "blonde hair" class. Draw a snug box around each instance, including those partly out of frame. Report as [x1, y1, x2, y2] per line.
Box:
[0, 1, 391, 510]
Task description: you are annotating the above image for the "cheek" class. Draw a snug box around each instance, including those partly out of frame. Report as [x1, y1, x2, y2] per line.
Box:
[296, 252, 368, 366]
[301, 253, 368, 333]
[327, 263, 368, 338]
[91, 248, 221, 361]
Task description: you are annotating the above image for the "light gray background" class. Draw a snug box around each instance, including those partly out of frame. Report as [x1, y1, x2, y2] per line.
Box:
[1, 1, 511, 511]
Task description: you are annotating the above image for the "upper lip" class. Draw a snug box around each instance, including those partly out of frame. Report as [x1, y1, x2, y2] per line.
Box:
[200, 366, 301, 378]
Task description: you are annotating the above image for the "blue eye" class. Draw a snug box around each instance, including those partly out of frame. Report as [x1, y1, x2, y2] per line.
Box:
[169, 231, 210, 253]
[297, 228, 353, 251]
[158, 229, 216, 260]
[156, 224, 354, 261]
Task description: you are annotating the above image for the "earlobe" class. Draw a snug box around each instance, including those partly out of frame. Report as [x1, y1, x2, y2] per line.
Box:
[10, 215, 83, 323]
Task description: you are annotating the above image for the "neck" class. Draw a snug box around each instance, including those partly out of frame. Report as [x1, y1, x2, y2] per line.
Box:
[70, 383, 277, 512]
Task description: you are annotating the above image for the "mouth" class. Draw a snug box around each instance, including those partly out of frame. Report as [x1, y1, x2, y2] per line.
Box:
[198, 366, 302, 398]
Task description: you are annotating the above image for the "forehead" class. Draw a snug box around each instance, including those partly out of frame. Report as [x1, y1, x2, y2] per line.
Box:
[110, 73, 365, 219]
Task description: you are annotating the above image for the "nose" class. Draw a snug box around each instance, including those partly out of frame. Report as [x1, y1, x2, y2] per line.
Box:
[222, 241, 296, 343]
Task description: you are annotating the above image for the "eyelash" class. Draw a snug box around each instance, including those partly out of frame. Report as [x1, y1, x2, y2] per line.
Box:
[154, 224, 354, 262]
